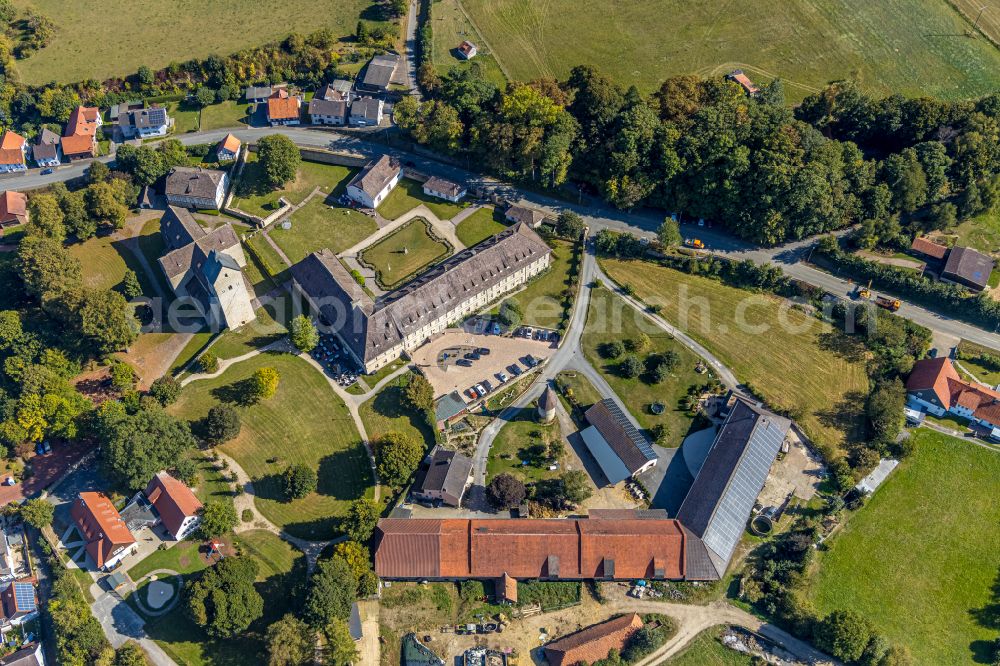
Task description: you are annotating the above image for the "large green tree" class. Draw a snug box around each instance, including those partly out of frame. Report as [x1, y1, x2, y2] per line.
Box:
[26, 193, 66, 242]
[343, 498, 379, 543]
[186, 556, 264, 638]
[257, 134, 301, 188]
[266, 614, 315, 666]
[814, 610, 874, 663]
[374, 431, 423, 487]
[100, 406, 197, 491]
[200, 500, 238, 538]
[290, 315, 318, 353]
[304, 556, 357, 628]
[78, 289, 140, 353]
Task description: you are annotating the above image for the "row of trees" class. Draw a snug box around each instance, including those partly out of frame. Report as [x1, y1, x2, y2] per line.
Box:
[402, 63, 1000, 246]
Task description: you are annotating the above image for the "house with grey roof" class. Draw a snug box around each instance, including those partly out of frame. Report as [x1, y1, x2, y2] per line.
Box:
[581, 399, 658, 485]
[316, 80, 353, 101]
[346, 155, 402, 208]
[422, 176, 466, 203]
[308, 98, 347, 126]
[941, 245, 994, 291]
[413, 447, 473, 507]
[506, 204, 547, 228]
[157, 206, 254, 331]
[32, 128, 61, 167]
[349, 97, 384, 127]
[677, 395, 790, 580]
[118, 106, 170, 139]
[164, 167, 229, 210]
[245, 85, 274, 103]
[290, 222, 552, 373]
[357, 54, 400, 93]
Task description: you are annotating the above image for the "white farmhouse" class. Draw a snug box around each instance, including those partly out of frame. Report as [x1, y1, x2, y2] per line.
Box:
[346, 155, 402, 208]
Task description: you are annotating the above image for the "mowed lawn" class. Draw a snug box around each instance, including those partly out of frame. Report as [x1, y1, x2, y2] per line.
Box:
[69, 233, 132, 292]
[270, 197, 378, 263]
[232, 159, 355, 218]
[516, 239, 578, 330]
[582, 287, 702, 437]
[460, 0, 1000, 100]
[169, 353, 374, 540]
[601, 259, 868, 457]
[10, 0, 382, 84]
[359, 219, 451, 289]
[805, 429, 1000, 665]
[139, 530, 306, 666]
[664, 626, 754, 665]
[360, 372, 436, 451]
[455, 206, 507, 246]
[487, 406, 562, 483]
[946, 209, 1000, 254]
[199, 101, 251, 131]
[377, 179, 467, 221]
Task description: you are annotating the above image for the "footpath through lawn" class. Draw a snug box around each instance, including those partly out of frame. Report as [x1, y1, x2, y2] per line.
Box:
[600, 258, 868, 458]
[169, 352, 374, 540]
[804, 429, 1000, 665]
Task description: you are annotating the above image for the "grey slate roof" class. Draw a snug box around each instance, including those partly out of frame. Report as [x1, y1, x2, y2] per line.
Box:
[538, 385, 558, 412]
[361, 54, 399, 90]
[348, 155, 400, 199]
[308, 98, 347, 117]
[350, 97, 382, 122]
[676, 397, 790, 580]
[423, 176, 464, 198]
[292, 222, 552, 366]
[158, 207, 239, 281]
[584, 399, 657, 474]
[32, 130, 59, 161]
[0, 645, 42, 666]
[419, 448, 472, 499]
[160, 205, 206, 251]
[245, 85, 273, 100]
[943, 246, 994, 289]
[164, 167, 225, 201]
[506, 205, 547, 226]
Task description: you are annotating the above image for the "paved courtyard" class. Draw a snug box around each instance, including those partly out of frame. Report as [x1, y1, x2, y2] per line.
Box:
[410, 329, 555, 400]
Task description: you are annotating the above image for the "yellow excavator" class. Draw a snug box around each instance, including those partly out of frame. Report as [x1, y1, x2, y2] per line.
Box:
[857, 279, 872, 300]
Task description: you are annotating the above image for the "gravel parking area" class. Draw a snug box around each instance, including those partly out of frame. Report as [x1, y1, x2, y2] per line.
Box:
[410, 329, 555, 401]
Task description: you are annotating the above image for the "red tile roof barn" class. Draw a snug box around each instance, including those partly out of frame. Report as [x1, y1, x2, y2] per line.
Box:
[910, 236, 948, 260]
[70, 492, 136, 568]
[906, 357, 962, 409]
[375, 516, 685, 580]
[145, 471, 202, 537]
[544, 614, 644, 666]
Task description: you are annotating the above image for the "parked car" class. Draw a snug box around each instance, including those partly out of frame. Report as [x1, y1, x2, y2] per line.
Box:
[476, 347, 490, 355]
[491, 322, 501, 335]
[466, 388, 478, 399]
[523, 356, 538, 368]
[40, 168, 53, 175]
[457, 359, 472, 367]
[482, 379, 493, 392]
[508, 364, 522, 376]
[496, 371, 509, 383]
[464, 352, 480, 360]
[474, 383, 487, 396]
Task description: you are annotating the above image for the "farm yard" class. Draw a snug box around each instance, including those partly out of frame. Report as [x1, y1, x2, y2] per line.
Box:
[9, 0, 386, 84]
[486, 406, 563, 483]
[168, 352, 374, 540]
[459, 0, 1000, 100]
[804, 429, 1000, 665]
[358, 218, 451, 289]
[600, 258, 869, 458]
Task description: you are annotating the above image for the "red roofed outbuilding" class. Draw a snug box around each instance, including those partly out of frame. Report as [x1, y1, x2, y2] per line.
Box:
[70, 492, 136, 570]
[544, 614, 644, 666]
[0, 191, 28, 230]
[145, 471, 203, 540]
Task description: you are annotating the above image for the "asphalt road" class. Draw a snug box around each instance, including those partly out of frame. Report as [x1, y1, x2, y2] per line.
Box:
[4, 124, 999, 351]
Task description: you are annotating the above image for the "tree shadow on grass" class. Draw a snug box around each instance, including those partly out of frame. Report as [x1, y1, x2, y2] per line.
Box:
[814, 391, 868, 443]
[817, 330, 868, 364]
[370, 383, 437, 446]
[969, 567, 1000, 663]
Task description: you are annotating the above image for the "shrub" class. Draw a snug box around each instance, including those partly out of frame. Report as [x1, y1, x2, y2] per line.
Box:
[205, 405, 241, 444]
[241, 509, 253, 522]
[149, 375, 181, 406]
[487, 473, 526, 509]
[600, 340, 625, 359]
[199, 351, 219, 374]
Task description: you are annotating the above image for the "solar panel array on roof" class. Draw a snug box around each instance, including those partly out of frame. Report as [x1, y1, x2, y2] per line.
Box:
[13, 583, 35, 611]
[602, 401, 657, 461]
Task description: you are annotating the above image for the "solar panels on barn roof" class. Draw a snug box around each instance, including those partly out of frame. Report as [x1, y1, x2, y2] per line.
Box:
[13, 582, 35, 611]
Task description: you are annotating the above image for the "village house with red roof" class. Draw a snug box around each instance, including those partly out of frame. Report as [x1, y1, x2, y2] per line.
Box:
[906, 357, 1000, 438]
[0, 131, 27, 173]
[145, 471, 203, 540]
[70, 492, 137, 570]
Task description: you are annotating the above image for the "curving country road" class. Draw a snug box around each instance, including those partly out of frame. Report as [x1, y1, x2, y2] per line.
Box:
[5, 123, 996, 351]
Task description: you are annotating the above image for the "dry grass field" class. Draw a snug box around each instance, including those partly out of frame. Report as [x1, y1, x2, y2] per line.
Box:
[601, 258, 869, 458]
[11, 0, 385, 84]
[459, 0, 1000, 100]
